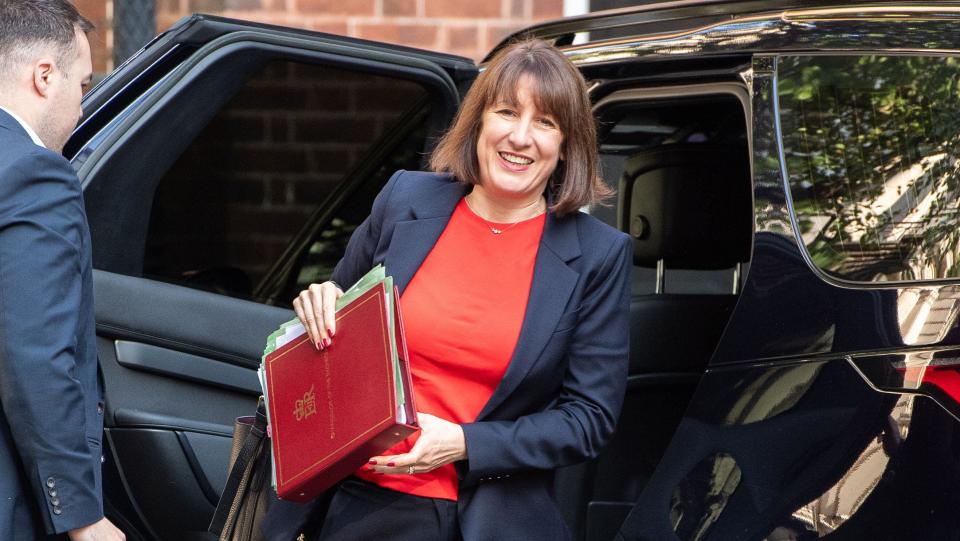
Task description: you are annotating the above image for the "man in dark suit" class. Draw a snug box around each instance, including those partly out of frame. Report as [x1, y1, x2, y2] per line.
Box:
[0, 1, 124, 539]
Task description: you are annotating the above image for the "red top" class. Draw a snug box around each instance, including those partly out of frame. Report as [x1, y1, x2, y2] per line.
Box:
[355, 197, 545, 500]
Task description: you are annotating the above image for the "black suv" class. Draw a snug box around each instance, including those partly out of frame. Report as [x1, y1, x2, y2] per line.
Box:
[71, 1, 960, 539]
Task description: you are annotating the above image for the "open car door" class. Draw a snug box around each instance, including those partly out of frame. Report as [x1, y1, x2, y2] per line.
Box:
[67, 15, 476, 540]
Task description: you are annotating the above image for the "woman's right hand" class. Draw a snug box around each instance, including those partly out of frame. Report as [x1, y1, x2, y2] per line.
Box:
[292, 281, 343, 350]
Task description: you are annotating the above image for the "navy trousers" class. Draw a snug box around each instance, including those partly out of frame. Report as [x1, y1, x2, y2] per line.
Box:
[317, 478, 461, 541]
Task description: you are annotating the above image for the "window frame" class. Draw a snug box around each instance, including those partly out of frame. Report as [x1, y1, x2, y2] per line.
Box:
[78, 30, 464, 298]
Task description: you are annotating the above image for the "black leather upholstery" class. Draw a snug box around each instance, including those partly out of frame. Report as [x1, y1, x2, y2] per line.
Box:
[619, 144, 752, 269]
[629, 294, 737, 374]
[557, 142, 752, 540]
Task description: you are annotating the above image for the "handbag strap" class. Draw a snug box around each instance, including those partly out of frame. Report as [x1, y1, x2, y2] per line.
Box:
[208, 397, 269, 536]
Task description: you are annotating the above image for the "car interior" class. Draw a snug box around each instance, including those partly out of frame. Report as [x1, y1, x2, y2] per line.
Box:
[553, 88, 753, 541]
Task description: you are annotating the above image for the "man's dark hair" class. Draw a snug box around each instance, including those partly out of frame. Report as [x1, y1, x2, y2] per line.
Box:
[0, 0, 94, 78]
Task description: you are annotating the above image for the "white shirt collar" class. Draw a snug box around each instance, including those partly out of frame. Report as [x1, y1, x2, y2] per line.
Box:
[0, 106, 45, 148]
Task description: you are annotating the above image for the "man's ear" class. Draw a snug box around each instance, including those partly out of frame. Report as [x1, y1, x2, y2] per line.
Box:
[32, 58, 56, 98]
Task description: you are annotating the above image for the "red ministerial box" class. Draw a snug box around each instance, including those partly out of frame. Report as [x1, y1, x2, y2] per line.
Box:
[265, 283, 418, 502]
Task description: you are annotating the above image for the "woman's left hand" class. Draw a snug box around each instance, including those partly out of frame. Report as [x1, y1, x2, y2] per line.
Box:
[368, 413, 467, 475]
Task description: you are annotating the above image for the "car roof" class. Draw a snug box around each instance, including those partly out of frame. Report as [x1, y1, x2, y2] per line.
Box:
[489, 0, 960, 62]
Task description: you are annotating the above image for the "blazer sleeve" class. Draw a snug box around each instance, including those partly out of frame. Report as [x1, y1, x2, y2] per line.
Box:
[0, 150, 103, 533]
[458, 233, 633, 483]
[330, 169, 404, 288]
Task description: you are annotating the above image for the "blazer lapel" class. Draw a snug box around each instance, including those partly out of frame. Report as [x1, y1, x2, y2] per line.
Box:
[477, 211, 581, 420]
[385, 178, 468, 295]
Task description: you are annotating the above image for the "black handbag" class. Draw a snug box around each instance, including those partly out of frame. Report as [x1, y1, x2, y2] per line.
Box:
[209, 397, 276, 541]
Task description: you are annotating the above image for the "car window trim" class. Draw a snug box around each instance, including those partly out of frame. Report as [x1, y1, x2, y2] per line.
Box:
[76, 30, 463, 185]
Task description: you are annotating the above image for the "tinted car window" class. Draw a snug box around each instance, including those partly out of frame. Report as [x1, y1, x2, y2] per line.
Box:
[779, 55, 960, 283]
[141, 59, 428, 301]
[596, 95, 749, 295]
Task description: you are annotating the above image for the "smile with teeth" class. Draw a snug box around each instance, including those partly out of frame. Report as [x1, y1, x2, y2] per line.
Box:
[499, 152, 533, 165]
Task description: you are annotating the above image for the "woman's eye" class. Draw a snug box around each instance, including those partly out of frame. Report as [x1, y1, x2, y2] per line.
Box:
[538, 117, 557, 128]
[496, 109, 517, 117]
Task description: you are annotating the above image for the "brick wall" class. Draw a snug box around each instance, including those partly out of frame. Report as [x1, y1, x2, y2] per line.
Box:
[74, 0, 112, 74]
[144, 60, 427, 289]
[79, 0, 565, 73]
[159, 0, 563, 60]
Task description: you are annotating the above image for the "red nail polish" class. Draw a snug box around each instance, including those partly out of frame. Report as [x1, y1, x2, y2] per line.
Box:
[317, 341, 324, 351]
[387, 462, 395, 467]
[324, 338, 332, 348]
[368, 460, 377, 465]
[314, 341, 321, 351]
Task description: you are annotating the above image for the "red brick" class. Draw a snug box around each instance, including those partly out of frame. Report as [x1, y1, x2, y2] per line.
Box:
[356, 23, 438, 48]
[532, 0, 563, 19]
[225, 206, 311, 237]
[234, 147, 309, 173]
[297, 0, 375, 15]
[73, 0, 110, 73]
[156, 0, 184, 12]
[307, 21, 349, 35]
[293, 178, 341, 204]
[425, 0, 501, 18]
[355, 83, 426, 110]
[447, 26, 479, 51]
[73, 0, 107, 20]
[191, 0, 264, 11]
[157, 14, 186, 33]
[231, 86, 310, 111]
[486, 24, 524, 50]
[293, 116, 376, 144]
[83, 28, 110, 75]
[383, 0, 417, 16]
[307, 88, 352, 111]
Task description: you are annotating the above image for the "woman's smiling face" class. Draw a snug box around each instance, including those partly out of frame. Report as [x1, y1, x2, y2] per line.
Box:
[476, 74, 564, 203]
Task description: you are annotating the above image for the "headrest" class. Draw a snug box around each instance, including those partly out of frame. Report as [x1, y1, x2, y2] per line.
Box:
[618, 144, 752, 269]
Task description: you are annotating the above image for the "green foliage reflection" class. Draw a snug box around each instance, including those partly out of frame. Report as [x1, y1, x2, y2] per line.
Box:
[779, 55, 960, 282]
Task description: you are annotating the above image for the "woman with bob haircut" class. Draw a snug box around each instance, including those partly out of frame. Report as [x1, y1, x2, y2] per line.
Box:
[279, 38, 632, 541]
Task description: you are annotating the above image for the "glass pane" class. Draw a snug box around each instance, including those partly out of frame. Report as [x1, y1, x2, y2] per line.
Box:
[779, 55, 960, 282]
[142, 59, 428, 302]
[595, 95, 749, 295]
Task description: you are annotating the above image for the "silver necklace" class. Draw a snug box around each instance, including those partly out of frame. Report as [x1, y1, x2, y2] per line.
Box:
[464, 196, 545, 235]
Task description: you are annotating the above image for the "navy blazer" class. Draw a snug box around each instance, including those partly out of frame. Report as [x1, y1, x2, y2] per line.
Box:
[269, 170, 631, 540]
[0, 110, 103, 539]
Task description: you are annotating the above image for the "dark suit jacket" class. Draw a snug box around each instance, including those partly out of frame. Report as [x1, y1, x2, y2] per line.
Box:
[268, 170, 631, 540]
[0, 110, 104, 539]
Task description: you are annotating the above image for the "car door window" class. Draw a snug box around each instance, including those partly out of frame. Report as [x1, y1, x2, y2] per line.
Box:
[112, 58, 430, 302]
[87, 58, 434, 304]
[779, 55, 960, 283]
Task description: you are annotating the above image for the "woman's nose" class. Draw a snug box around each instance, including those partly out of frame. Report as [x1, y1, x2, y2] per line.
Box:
[508, 117, 533, 147]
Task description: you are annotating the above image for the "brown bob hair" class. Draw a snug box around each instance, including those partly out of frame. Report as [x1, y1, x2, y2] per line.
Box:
[429, 38, 610, 217]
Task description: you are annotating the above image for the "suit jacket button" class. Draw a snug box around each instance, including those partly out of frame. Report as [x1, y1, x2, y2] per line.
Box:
[51, 497, 60, 506]
[97, 403, 104, 415]
[53, 507, 61, 515]
[49, 489, 57, 497]
[46, 477, 55, 488]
